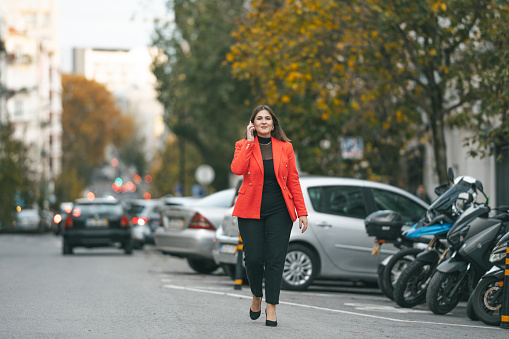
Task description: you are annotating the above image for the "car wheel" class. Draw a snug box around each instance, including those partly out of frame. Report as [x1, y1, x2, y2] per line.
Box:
[281, 244, 319, 291]
[187, 259, 219, 274]
[124, 240, 133, 255]
[133, 240, 144, 250]
[63, 239, 73, 255]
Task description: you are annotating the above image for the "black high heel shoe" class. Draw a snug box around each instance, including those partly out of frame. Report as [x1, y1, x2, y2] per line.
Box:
[249, 308, 261, 320]
[265, 308, 277, 327]
[250, 298, 261, 320]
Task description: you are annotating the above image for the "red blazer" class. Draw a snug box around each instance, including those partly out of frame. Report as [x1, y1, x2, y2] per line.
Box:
[231, 136, 307, 221]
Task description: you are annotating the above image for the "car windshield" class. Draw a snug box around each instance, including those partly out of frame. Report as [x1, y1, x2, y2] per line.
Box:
[372, 188, 427, 222]
[193, 189, 235, 208]
[18, 210, 38, 217]
[127, 205, 145, 216]
[74, 203, 123, 215]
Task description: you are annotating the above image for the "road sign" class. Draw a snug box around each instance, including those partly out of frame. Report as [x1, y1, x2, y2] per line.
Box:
[195, 165, 215, 185]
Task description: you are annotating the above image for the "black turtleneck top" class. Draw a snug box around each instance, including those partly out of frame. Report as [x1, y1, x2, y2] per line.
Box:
[258, 136, 286, 217]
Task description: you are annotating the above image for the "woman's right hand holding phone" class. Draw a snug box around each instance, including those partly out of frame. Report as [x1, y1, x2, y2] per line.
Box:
[246, 122, 255, 142]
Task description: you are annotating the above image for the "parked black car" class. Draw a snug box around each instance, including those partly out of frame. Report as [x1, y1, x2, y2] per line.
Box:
[62, 197, 133, 255]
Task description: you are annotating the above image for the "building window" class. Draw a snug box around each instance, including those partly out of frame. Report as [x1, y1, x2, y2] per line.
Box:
[14, 100, 23, 119]
[43, 13, 51, 26]
[24, 12, 37, 26]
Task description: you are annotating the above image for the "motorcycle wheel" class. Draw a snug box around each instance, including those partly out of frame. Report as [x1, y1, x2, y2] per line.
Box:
[381, 247, 422, 300]
[470, 275, 503, 326]
[466, 293, 478, 321]
[393, 259, 430, 308]
[377, 264, 388, 297]
[426, 271, 464, 315]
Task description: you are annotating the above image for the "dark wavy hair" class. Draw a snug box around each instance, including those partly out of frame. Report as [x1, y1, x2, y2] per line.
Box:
[243, 105, 290, 142]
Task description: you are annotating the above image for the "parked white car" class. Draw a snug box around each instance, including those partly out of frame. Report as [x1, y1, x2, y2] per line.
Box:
[212, 176, 428, 290]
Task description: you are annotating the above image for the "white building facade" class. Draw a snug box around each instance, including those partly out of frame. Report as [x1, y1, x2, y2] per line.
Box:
[0, 0, 62, 204]
[73, 47, 165, 166]
[423, 127, 505, 207]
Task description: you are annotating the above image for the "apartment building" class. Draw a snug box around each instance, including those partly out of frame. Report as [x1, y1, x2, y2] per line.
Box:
[0, 0, 62, 204]
[73, 47, 165, 165]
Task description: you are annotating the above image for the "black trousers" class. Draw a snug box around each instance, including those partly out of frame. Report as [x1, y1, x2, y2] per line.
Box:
[238, 210, 293, 305]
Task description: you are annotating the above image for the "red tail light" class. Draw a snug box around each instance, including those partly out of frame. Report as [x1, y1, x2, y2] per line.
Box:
[121, 215, 130, 228]
[189, 213, 215, 230]
[65, 216, 73, 229]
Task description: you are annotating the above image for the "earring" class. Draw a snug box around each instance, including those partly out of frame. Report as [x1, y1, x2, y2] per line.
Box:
[271, 126, 274, 131]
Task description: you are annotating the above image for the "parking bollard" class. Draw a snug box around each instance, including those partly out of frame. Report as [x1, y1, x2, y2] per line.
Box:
[234, 236, 243, 290]
[501, 241, 509, 329]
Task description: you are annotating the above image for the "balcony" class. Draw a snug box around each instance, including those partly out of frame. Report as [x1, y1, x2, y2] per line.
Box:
[7, 53, 33, 65]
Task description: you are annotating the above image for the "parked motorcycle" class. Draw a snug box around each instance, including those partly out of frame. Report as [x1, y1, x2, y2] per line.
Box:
[392, 172, 482, 308]
[467, 226, 509, 325]
[367, 168, 472, 302]
[425, 192, 509, 315]
[365, 209, 427, 300]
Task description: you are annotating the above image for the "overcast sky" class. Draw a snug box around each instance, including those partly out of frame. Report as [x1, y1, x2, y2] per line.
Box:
[58, 0, 168, 72]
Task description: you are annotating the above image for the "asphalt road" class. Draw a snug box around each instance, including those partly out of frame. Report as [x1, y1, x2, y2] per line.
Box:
[1, 233, 507, 338]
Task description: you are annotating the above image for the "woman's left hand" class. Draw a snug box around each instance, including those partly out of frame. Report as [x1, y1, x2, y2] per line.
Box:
[298, 215, 308, 233]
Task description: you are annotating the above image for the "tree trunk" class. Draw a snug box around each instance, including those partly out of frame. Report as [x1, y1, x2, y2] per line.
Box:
[178, 137, 186, 195]
[429, 113, 448, 184]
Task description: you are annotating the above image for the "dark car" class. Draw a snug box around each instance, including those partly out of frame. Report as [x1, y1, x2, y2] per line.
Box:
[52, 202, 73, 235]
[62, 197, 133, 255]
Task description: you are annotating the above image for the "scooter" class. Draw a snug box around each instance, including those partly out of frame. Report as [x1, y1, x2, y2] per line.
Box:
[425, 196, 509, 315]
[366, 168, 474, 301]
[467, 227, 509, 325]
[391, 174, 483, 308]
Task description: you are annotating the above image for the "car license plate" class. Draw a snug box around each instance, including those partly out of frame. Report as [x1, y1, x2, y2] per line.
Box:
[165, 217, 185, 229]
[86, 219, 109, 227]
[220, 244, 237, 254]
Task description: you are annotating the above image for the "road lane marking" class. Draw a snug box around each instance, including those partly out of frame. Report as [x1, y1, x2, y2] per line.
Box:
[344, 303, 430, 314]
[163, 284, 500, 330]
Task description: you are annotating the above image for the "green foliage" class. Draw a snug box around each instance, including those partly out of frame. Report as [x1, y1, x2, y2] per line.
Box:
[228, 0, 509, 184]
[150, 137, 204, 197]
[0, 123, 37, 229]
[152, 0, 253, 190]
[118, 132, 147, 175]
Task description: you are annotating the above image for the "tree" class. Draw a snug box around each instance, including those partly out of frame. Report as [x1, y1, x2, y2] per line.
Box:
[118, 131, 147, 175]
[150, 137, 204, 197]
[57, 74, 134, 203]
[152, 0, 253, 191]
[228, 0, 509, 184]
[0, 123, 37, 228]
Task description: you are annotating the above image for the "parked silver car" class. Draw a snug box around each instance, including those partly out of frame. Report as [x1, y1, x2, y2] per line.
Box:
[154, 188, 236, 274]
[212, 176, 428, 290]
[13, 209, 41, 232]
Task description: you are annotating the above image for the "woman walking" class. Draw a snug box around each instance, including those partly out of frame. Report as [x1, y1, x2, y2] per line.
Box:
[231, 104, 308, 327]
